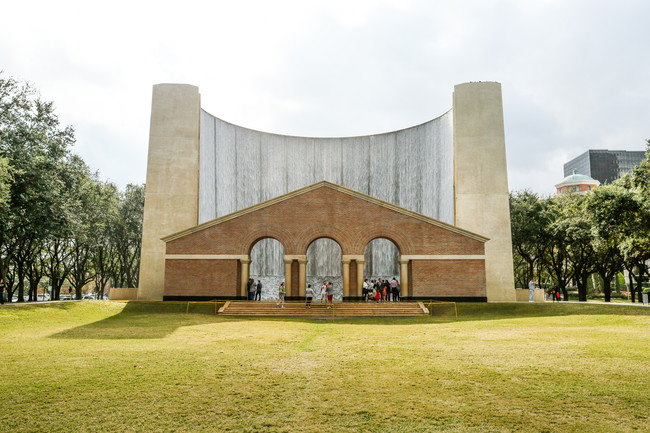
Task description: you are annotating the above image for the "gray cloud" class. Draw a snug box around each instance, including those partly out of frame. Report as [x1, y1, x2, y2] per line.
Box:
[1, 0, 647, 195]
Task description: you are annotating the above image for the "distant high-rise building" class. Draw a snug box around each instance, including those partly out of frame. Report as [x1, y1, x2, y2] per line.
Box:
[564, 150, 646, 184]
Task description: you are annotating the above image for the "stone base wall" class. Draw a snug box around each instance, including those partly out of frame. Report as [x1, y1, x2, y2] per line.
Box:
[109, 288, 138, 300]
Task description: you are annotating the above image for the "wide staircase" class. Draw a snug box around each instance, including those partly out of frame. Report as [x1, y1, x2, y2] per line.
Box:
[218, 301, 429, 318]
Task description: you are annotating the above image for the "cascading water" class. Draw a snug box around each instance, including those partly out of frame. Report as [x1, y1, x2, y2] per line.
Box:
[199, 110, 454, 280]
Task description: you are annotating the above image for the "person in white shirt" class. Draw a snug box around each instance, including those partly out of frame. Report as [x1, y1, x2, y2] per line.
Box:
[528, 279, 536, 302]
[320, 281, 327, 303]
[305, 284, 314, 308]
[362, 279, 369, 301]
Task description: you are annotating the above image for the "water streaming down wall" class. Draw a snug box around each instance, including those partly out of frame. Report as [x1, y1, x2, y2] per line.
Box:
[364, 238, 400, 280]
[199, 110, 454, 282]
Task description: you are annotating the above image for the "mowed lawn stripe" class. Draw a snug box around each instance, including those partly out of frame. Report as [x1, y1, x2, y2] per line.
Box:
[1, 302, 648, 432]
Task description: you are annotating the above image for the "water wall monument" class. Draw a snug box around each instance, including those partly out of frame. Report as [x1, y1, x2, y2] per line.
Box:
[136, 82, 516, 302]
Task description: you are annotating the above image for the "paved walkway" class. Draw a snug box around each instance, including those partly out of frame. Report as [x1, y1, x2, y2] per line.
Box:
[545, 300, 649, 307]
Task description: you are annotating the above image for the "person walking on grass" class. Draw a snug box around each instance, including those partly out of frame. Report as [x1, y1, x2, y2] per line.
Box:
[305, 284, 313, 308]
[276, 282, 286, 308]
[0, 278, 5, 305]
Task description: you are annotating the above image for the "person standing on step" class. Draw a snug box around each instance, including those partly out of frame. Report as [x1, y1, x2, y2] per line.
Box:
[320, 281, 328, 303]
[247, 278, 254, 300]
[390, 277, 398, 302]
[394, 278, 400, 302]
[326, 281, 334, 309]
[363, 279, 369, 302]
[305, 284, 313, 308]
[276, 282, 286, 308]
[255, 280, 262, 301]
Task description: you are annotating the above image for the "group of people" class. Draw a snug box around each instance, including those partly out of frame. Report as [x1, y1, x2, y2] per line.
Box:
[277, 280, 335, 309]
[246, 278, 263, 301]
[248, 277, 400, 308]
[362, 278, 400, 302]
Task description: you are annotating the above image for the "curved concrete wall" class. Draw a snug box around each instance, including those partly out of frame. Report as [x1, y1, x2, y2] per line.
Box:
[199, 110, 454, 279]
[198, 111, 454, 222]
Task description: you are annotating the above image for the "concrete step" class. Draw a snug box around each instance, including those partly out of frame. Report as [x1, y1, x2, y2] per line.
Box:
[219, 301, 429, 317]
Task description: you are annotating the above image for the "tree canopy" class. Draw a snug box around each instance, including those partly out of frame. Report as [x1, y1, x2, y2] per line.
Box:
[510, 141, 650, 302]
[0, 73, 143, 301]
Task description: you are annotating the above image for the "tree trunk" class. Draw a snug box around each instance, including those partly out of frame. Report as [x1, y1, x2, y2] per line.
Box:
[600, 272, 612, 302]
[17, 270, 25, 303]
[576, 273, 588, 302]
[636, 276, 644, 305]
[628, 270, 636, 303]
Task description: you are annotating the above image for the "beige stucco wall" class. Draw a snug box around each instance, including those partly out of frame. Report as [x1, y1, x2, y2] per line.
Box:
[137, 84, 200, 300]
[453, 82, 516, 301]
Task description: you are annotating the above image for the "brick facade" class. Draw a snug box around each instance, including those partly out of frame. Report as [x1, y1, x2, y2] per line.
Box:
[163, 182, 487, 301]
[411, 260, 486, 299]
[164, 259, 239, 299]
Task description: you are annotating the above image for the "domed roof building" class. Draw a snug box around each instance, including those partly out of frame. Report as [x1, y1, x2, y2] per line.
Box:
[555, 170, 600, 194]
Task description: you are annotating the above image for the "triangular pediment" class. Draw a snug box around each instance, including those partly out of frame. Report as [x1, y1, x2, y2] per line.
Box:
[161, 181, 489, 243]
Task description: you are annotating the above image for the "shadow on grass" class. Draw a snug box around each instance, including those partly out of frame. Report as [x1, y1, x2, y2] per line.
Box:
[49, 302, 224, 340]
[46, 300, 650, 340]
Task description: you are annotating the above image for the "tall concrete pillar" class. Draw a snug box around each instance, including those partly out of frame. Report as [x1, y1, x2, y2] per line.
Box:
[284, 258, 293, 295]
[138, 84, 200, 300]
[356, 259, 365, 299]
[298, 258, 307, 297]
[399, 258, 409, 298]
[240, 258, 251, 299]
[453, 82, 516, 301]
[342, 258, 351, 298]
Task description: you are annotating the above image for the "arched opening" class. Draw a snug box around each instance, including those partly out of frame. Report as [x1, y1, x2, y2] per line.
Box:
[364, 238, 400, 300]
[306, 238, 343, 301]
[249, 238, 285, 300]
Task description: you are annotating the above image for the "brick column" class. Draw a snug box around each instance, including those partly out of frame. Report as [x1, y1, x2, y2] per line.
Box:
[240, 258, 251, 299]
[356, 259, 365, 299]
[283, 257, 293, 294]
[342, 258, 351, 299]
[399, 258, 409, 299]
[298, 258, 308, 297]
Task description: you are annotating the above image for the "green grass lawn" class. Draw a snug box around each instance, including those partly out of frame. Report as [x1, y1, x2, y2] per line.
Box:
[1, 301, 649, 433]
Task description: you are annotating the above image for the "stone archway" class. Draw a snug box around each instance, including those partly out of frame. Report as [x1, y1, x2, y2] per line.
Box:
[364, 238, 401, 300]
[249, 238, 285, 301]
[306, 238, 343, 301]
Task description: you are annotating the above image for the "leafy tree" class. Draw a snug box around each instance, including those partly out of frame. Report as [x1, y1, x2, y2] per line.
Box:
[585, 185, 627, 302]
[0, 73, 75, 301]
[510, 190, 550, 287]
[617, 141, 650, 302]
[110, 184, 144, 288]
[90, 182, 120, 300]
[0, 155, 12, 208]
[544, 194, 575, 300]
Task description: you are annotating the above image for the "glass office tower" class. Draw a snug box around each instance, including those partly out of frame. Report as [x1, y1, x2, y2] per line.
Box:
[564, 150, 646, 184]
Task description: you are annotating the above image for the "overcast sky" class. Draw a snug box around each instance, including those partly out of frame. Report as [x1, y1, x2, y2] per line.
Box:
[1, 0, 648, 195]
